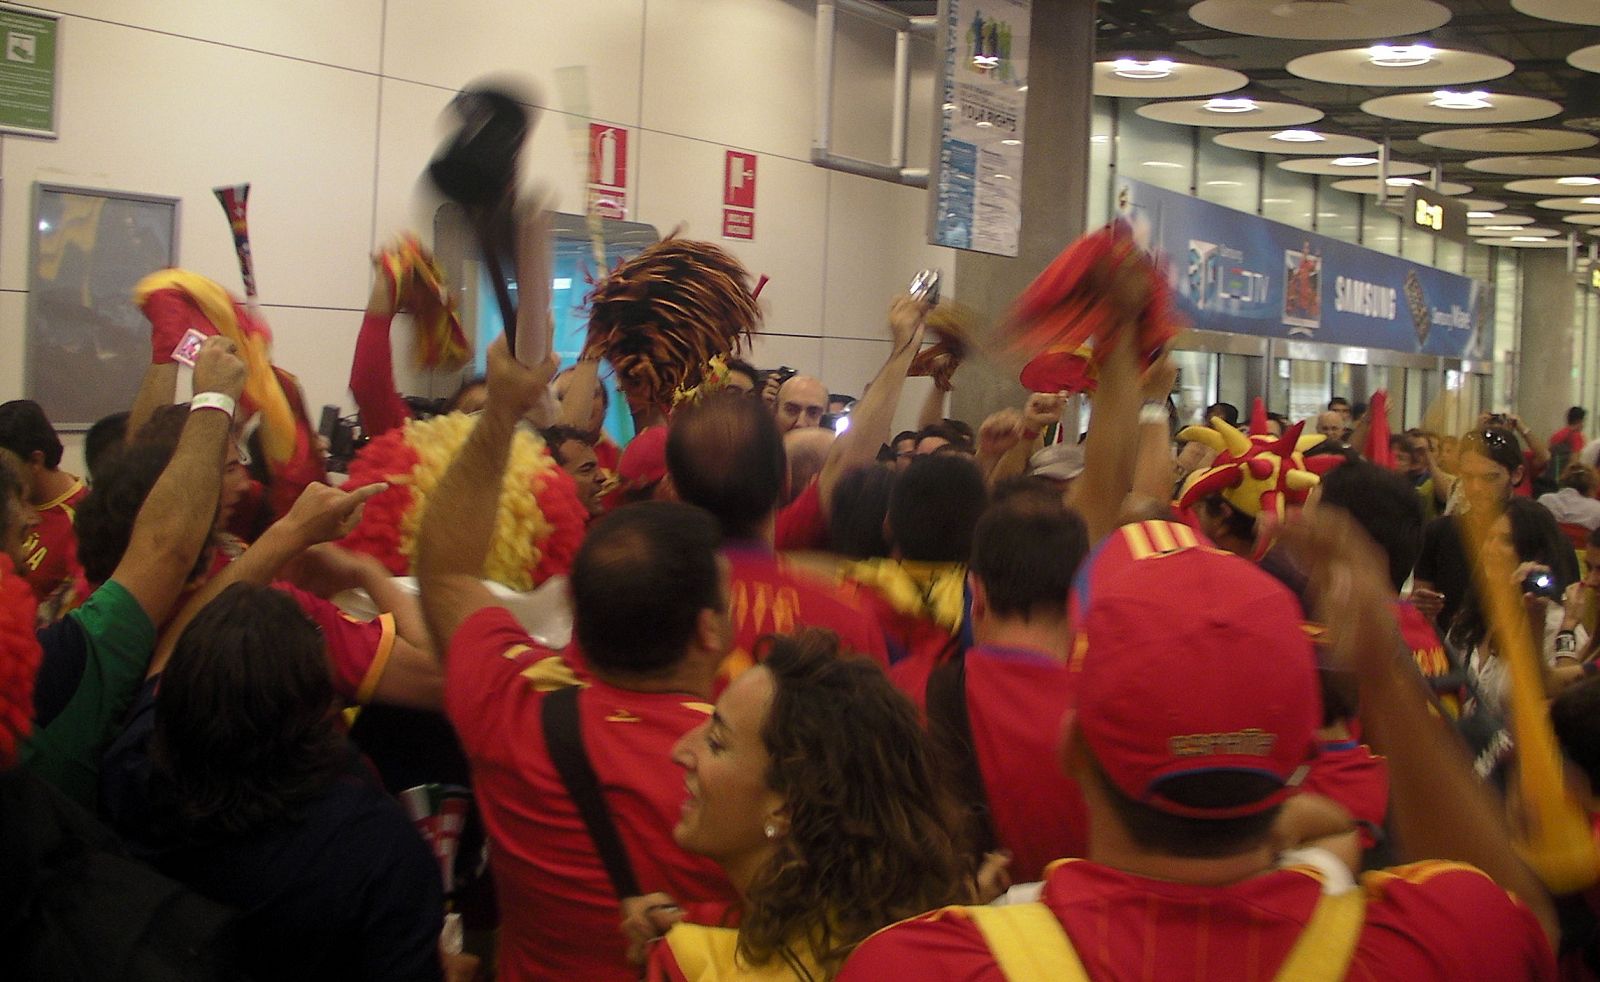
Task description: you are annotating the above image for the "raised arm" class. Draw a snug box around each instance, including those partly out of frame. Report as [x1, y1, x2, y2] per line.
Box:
[1068, 326, 1150, 545]
[1285, 508, 1559, 950]
[916, 381, 948, 432]
[126, 363, 180, 441]
[112, 338, 246, 626]
[416, 336, 556, 656]
[1129, 366, 1180, 509]
[1515, 415, 1551, 476]
[817, 295, 928, 515]
[349, 253, 411, 438]
[145, 481, 385, 677]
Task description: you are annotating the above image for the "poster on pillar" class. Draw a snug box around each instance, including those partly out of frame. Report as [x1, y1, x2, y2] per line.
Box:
[1115, 177, 1491, 360]
[928, 0, 1029, 257]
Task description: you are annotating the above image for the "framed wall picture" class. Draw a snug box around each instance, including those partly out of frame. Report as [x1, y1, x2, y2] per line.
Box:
[25, 183, 180, 428]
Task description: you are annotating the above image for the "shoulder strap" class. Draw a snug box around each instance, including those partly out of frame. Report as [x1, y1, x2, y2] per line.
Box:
[966, 903, 1089, 982]
[1272, 887, 1367, 982]
[540, 684, 641, 900]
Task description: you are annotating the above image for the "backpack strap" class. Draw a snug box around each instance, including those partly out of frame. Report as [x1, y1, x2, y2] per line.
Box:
[1272, 886, 1367, 982]
[540, 684, 641, 900]
[964, 885, 1367, 982]
[965, 903, 1089, 982]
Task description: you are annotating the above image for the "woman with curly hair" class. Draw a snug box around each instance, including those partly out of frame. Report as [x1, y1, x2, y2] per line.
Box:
[644, 629, 969, 980]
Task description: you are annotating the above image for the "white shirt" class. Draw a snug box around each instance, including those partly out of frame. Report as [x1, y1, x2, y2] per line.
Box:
[1537, 488, 1600, 531]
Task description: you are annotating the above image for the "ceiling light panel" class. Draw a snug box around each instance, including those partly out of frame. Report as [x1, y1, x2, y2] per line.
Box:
[1190, 0, 1450, 40]
[1361, 91, 1562, 124]
[1286, 45, 1511, 87]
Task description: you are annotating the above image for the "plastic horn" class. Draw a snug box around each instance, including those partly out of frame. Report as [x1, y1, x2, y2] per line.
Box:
[1458, 504, 1600, 893]
[213, 184, 261, 315]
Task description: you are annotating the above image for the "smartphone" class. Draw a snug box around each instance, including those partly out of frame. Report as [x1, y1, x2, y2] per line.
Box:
[1522, 569, 1560, 600]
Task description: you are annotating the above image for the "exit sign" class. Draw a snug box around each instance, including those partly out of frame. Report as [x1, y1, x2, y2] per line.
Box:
[1404, 186, 1468, 244]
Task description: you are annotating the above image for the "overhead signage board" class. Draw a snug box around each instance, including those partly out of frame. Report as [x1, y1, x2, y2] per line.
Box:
[1116, 177, 1488, 359]
[928, 0, 1029, 257]
[0, 5, 58, 138]
[1405, 185, 1469, 244]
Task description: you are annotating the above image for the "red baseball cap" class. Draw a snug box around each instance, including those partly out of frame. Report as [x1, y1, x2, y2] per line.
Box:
[618, 425, 669, 488]
[1072, 520, 1321, 819]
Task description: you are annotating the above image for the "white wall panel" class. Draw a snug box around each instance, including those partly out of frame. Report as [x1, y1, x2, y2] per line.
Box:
[383, 0, 645, 127]
[822, 170, 952, 340]
[634, 129, 827, 338]
[37, 0, 385, 72]
[641, 0, 814, 160]
[0, 17, 378, 311]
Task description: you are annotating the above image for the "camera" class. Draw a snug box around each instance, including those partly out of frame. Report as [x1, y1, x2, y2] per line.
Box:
[1487, 413, 1509, 427]
[1522, 569, 1560, 600]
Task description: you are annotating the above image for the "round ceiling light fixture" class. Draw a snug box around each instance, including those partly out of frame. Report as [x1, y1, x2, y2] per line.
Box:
[1387, 176, 1426, 186]
[1112, 58, 1174, 79]
[1332, 156, 1380, 166]
[1368, 43, 1435, 67]
[1559, 176, 1600, 186]
[1273, 129, 1325, 142]
[1205, 97, 1259, 113]
[1430, 90, 1493, 110]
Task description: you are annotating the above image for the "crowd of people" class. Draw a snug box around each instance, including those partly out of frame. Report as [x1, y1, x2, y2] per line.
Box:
[5, 219, 1600, 982]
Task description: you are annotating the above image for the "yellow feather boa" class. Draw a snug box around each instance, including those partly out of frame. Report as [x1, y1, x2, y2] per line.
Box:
[842, 559, 967, 630]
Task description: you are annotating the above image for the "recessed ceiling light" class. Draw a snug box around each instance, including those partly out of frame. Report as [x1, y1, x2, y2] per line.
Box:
[1332, 156, 1380, 166]
[992, 173, 1012, 180]
[1510, 236, 1545, 242]
[1468, 211, 1495, 217]
[1559, 176, 1600, 186]
[1111, 58, 1175, 80]
[1387, 177, 1424, 186]
[1368, 44, 1435, 68]
[975, 120, 993, 128]
[1205, 180, 1243, 186]
[1484, 225, 1524, 231]
[1142, 160, 1185, 168]
[1272, 129, 1325, 143]
[1429, 90, 1493, 110]
[1204, 97, 1258, 114]
[1583, 197, 1600, 204]
[1001, 139, 1022, 146]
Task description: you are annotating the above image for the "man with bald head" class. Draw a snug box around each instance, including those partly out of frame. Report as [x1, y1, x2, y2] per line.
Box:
[1316, 410, 1347, 447]
[667, 393, 885, 684]
[775, 374, 828, 432]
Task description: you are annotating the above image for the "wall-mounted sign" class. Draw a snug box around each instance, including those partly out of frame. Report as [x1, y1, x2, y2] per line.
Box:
[1116, 177, 1488, 359]
[722, 150, 756, 241]
[0, 5, 59, 138]
[586, 123, 628, 221]
[928, 0, 1029, 257]
[1404, 185, 1469, 244]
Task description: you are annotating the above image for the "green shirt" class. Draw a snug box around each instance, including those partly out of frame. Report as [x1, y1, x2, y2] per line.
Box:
[23, 580, 155, 806]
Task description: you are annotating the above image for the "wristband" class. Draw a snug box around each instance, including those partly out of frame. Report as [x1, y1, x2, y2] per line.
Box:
[190, 391, 237, 419]
[1021, 428, 1041, 441]
[1556, 630, 1578, 656]
[1139, 402, 1168, 425]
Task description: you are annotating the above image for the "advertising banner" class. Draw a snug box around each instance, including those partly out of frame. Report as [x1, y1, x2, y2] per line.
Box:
[1116, 177, 1489, 359]
[929, 0, 1029, 257]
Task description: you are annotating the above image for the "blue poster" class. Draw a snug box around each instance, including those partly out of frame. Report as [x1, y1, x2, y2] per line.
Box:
[1115, 178, 1490, 360]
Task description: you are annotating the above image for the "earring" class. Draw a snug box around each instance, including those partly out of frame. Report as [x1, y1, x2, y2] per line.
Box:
[764, 822, 778, 839]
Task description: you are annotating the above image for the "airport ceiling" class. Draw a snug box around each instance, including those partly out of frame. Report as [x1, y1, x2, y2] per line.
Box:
[876, 1, 1600, 226]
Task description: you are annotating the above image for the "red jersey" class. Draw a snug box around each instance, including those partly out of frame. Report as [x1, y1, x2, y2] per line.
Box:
[1397, 600, 1464, 718]
[21, 478, 87, 608]
[1300, 739, 1389, 849]
[719, 543, 886, 685]
[964, 645, 1087, 882]
[1516, 449, 1545, 498]
[774, 478, 829, 552]
[446, 607, 738, 982]
[595, 434, 621, 474]
[275, 584, 397, 705]
[840, 858, 1554, 981]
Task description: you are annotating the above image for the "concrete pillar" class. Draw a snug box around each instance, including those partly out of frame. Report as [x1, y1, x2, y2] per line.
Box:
[949, 0, 1095, 426]
[1515, 250, 1577, 436]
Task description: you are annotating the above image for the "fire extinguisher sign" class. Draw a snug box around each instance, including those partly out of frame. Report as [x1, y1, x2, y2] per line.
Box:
[587, 124, 628, 221]
[723, 150, 757, 240]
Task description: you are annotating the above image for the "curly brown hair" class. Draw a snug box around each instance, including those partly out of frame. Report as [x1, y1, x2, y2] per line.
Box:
[738, 630, 968, 977]
[582, 237, 760, 411]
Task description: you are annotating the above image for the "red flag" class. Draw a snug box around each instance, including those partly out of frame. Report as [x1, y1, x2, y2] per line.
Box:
[1364, 390, 1393, 469]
